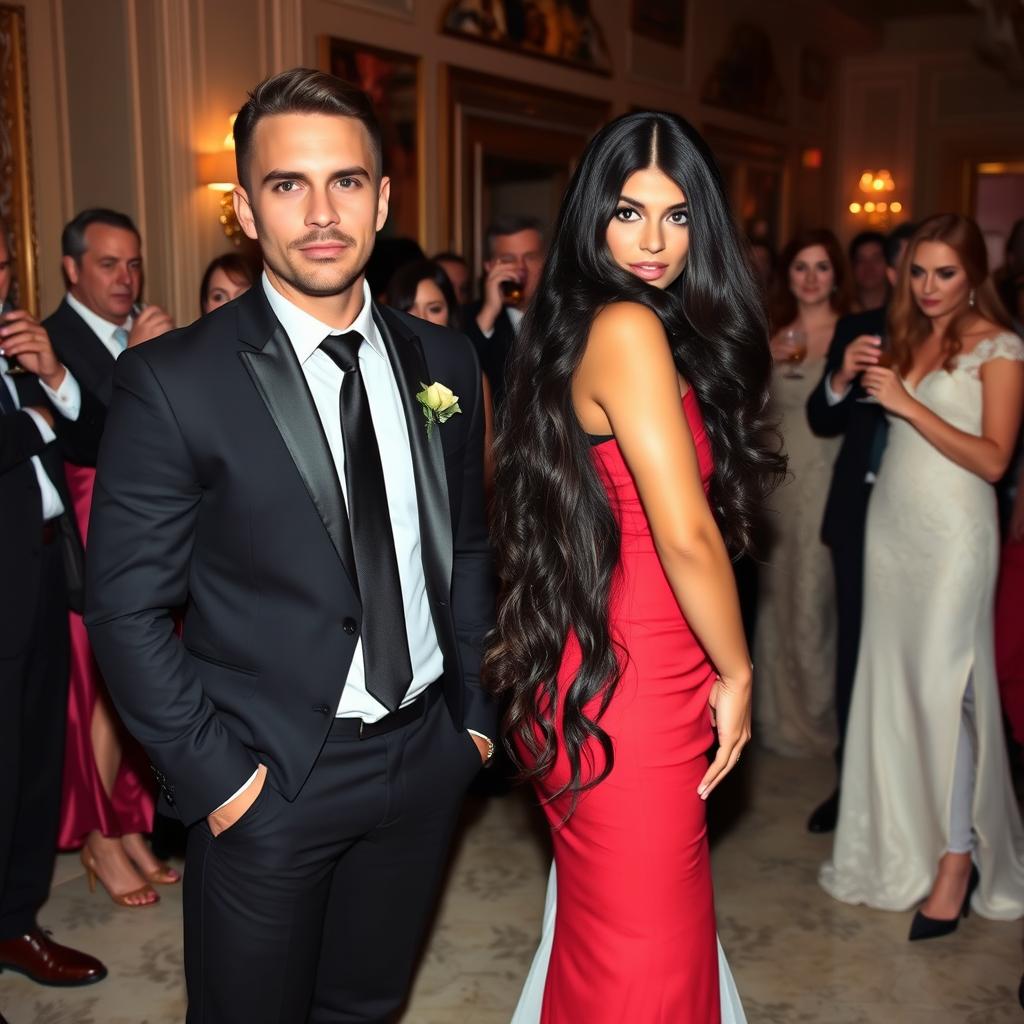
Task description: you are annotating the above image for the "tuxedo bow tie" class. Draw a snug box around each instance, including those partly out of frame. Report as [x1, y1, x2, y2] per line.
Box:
[320, 331, 413, 712]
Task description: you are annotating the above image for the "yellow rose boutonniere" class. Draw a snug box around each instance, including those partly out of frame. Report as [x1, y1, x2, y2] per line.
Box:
[416, 381, 461, 437]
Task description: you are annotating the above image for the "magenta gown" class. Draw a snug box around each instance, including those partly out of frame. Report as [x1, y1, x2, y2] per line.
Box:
[58, 463, 155, 849]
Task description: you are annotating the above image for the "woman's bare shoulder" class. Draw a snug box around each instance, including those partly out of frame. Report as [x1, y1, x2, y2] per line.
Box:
[585, 302, 670, 365]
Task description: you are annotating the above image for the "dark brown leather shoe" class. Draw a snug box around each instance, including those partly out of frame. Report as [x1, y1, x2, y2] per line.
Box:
[0, 928, 107, 987]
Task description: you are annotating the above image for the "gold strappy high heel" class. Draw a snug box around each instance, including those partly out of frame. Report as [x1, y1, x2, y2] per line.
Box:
[80, 848, 160, 908]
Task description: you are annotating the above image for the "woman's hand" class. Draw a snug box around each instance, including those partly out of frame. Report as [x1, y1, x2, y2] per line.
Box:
[861, 366, 916, 418]
[769, 336, 799, 363]
[698, 672, 752, 800]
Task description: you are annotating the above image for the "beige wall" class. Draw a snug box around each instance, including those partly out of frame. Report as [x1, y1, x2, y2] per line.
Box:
[23, 0, 875, 316]
[834, 15, 1024, 243]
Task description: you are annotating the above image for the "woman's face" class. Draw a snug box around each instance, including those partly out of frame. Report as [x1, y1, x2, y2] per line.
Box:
[605, 166, 689, 290]
[203, 267, 251, 314]
[788, 245, 834, 307]
[909, 240, 970, 319]
[409, 278, 450, 327]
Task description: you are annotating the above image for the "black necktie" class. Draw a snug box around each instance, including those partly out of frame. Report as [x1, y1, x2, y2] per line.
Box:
[0, 375, 18, 416]
[319, 331, 414, 712]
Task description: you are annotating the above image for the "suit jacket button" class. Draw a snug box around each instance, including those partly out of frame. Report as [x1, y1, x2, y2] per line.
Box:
[342, 617, 357, 635]
[163, 788, 175, 806]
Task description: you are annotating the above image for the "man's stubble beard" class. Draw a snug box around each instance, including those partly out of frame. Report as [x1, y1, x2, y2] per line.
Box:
[254, 211, 372, 299]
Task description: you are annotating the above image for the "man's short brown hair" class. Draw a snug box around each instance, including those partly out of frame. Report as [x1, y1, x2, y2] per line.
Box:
[233, 67, 383, 191]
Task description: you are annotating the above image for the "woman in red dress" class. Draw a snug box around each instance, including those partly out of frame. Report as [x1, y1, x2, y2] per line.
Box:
[487, 111, 783, 1021]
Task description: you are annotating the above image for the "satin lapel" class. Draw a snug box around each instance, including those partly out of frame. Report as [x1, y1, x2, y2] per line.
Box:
[374, 306, 454, 599]
[236, 291, 358, 592]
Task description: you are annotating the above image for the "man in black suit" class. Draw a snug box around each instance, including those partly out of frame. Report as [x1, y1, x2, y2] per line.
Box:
[804, 223, 915, 833]
[45, 208, 173, 411]
[461, 214, 543, 409]
[85, 69, 495, 1023]
[0, 223, 106, 988]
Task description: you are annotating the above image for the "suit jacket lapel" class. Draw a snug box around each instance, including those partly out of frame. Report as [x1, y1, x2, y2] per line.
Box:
[374, 305, 454, 601]
[57, 301, 118, 407]
[235, 288, 358, 592]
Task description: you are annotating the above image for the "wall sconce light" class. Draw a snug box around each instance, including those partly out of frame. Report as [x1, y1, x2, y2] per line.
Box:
[849, 169, 903, 223]
[196, 116, 242, 242]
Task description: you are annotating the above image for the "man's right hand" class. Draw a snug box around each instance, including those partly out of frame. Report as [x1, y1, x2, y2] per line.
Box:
[207, 763, 267, 837]
[832, 334, 882, 394]
[127, 305, 174, 348]
[476, 261, 523, 335]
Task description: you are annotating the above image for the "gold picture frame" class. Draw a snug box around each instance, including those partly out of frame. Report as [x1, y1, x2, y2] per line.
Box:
[0, 4, 37, 315]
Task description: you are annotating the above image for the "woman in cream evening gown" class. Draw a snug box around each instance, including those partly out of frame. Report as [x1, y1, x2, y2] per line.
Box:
[820, 214, 1024, 934]
[754, 230, 848, 758]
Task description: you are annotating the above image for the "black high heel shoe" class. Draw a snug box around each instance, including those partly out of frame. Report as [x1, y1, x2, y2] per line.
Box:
[908, 863, 979, 942]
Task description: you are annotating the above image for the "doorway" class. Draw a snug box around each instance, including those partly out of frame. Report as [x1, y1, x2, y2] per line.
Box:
[443, 68, 610, 288]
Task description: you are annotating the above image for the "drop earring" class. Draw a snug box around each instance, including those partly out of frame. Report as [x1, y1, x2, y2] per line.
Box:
[969, 288, 976, 308]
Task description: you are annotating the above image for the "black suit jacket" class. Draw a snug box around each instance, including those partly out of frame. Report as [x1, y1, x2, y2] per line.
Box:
[806, 307, 889, 548]
[0, 374, 103, 654]
[461, 302, 515, 409]
[85, 285, 497, 825]
[46, 298, 118, 413]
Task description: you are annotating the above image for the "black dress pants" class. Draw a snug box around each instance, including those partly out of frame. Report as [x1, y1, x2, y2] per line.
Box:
[829, 485, 871, 772]
[183, 688, 483, 1024]
[0, 540, 69, 938]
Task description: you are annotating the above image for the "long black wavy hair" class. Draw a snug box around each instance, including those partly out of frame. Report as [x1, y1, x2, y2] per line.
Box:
[484, 111, 784, 811]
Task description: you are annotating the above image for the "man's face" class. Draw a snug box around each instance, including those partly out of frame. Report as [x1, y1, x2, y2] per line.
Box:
[0, 233, 11, 306]
[485, 228, 544, 306]
[852, 240, 887, 295]
[63, 224, 141, 323]
[234, 113, 389, 300]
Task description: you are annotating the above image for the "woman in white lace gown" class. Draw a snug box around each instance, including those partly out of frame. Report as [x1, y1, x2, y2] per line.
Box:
[754, 230, 848, 757]
[820, 215, 1024, 933]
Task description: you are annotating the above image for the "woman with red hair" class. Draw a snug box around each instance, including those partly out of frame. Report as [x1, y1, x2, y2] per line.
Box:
[820, 214, 1024, 935]
[754, 229, 851, 758]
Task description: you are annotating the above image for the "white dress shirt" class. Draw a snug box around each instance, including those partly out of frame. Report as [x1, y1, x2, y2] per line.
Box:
[65, 292, 131, 359]
[1, 359, 82, 519]
[262, 274, 444, 721]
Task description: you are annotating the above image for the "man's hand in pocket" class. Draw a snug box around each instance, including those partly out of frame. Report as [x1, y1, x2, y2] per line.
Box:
[207, 763, 267, 837]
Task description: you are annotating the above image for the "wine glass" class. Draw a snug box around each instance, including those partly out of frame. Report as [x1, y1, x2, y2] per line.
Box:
[856, 337, 893, 403]
[782, 328, 808, 379]
[0, 300, 26, 376]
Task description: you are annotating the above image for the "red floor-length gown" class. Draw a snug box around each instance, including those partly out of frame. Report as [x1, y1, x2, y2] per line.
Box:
[58, 464, 154, 849]
[526, 388, 720, 1023]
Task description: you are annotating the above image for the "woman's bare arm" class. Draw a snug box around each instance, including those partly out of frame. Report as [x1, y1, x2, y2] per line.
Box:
[577, 302, 752, 796]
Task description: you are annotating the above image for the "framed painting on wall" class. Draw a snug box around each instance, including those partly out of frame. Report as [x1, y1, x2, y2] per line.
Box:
[631, 0, 686, 48]
[319, 36, 421, 243]
[701, 23, 787, 124]
[800, 47, 829, 103]
[0, 4, 38, 315]
[442, 1, 611, 75]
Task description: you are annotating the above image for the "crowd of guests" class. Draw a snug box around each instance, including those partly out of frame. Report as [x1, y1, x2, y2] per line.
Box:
[752, 215, 1024, 939]
[1, 192, 1023, 999]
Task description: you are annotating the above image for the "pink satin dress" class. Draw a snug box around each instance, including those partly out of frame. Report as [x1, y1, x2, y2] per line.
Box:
[58, 464, 155, 849]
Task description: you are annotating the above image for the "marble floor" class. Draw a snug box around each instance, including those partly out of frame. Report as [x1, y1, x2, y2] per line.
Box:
[1, 749, 1022, 1023]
